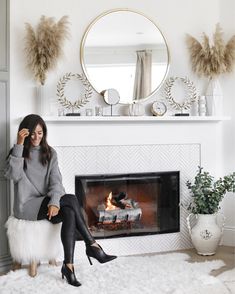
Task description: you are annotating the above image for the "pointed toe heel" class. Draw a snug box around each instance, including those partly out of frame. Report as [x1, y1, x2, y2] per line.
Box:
[86, 244, 117, 265]
[61, 262, 81, 287]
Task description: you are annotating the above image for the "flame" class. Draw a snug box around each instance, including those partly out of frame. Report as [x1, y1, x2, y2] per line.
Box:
[105, 192, 116, 210]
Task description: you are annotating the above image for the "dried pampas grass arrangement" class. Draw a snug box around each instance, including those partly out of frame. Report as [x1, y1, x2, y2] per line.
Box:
[186, 24, 235, 78]
[25, 15, 69, 85]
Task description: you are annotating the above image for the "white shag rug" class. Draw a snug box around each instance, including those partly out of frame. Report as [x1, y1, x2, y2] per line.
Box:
[0, 253, 234, 294]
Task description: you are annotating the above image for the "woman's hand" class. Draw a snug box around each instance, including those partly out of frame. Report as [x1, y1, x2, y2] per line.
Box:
[47, 205, 60, 220]
[17, 128, 30, 145]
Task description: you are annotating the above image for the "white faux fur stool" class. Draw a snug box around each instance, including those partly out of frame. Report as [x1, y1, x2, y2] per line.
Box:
[5, 216, 62, 277]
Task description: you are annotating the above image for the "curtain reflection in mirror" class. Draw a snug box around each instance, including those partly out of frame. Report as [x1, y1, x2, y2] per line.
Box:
[133, 50, 152, 100]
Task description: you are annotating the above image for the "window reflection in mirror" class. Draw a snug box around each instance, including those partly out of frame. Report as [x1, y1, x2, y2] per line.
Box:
[81, 9, 170, 104]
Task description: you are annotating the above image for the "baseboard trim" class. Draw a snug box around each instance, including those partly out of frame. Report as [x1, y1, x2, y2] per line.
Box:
[0, 255, 12, 274]
[221, 226, 235, 247]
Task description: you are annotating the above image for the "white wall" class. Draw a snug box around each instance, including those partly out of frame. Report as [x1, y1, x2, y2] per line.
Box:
[10, 0, 221, 137]
[9, 0, 234, 245]
[219, 0, 235, 246]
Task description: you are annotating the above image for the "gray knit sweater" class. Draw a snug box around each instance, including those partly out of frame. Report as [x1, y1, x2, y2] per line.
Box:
[4, 144, 65, 220]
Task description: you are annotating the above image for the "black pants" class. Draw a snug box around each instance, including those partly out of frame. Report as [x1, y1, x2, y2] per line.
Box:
[37, 194, 95, 264]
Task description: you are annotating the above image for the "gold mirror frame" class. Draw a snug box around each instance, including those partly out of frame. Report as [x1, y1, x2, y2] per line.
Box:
[80, 9, 170, 104]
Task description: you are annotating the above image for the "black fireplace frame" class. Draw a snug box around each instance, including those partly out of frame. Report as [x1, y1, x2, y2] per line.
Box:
[75, 171, 180, 239]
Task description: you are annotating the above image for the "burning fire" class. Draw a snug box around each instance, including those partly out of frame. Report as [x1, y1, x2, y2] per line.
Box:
[105, 192, 116, 210]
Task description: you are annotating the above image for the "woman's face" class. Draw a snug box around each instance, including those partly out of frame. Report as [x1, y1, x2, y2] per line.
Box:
[30, 124, 43, 147]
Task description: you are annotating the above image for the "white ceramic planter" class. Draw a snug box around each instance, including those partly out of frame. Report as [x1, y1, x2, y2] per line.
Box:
[187, 213, 225, 255]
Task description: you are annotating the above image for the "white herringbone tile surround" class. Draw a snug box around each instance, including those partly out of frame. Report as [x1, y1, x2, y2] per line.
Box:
[55, 144, 200, 259]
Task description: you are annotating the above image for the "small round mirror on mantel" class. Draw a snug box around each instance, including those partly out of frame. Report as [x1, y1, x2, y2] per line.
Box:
[102, 88, 120, 105]
[80, 9, 170, 105]
[101, 88, 120, 116]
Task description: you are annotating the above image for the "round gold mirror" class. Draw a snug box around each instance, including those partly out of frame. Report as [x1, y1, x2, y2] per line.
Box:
[80, 9, 170, 104]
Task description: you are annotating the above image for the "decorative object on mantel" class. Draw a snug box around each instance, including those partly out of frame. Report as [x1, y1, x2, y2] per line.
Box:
[56, 72, 93, 116]
[95, 106, 103, 116]
[185, 166, 235, 255]
[85, 108, 93, 116]
[128, 101, 145, 116]
[151, 101, 167, 116]
[164, 76, 198, 116]
[186, 24, 235, 116]
[24, 15, 69, 115]
[101, 89, 120, 116]
[198, 95, 207, 116]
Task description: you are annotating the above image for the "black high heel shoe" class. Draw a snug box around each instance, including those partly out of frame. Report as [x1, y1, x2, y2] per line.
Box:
[86, 243, 117, 265]
[61, 262, 81, 287]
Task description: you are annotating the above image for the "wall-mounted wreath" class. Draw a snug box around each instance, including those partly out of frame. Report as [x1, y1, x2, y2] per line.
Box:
[164, 76, 198, 113]
[56, 72, 93, 109]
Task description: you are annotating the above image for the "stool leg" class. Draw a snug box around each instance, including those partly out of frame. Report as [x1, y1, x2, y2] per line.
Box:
[49, 259, 57, 266]
[29, 261, 37, 277]
[12, 261, 22, 271]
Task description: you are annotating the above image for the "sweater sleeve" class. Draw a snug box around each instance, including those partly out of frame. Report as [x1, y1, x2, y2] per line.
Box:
[47, 149, 65, 208]
[4, 144, 24, 182]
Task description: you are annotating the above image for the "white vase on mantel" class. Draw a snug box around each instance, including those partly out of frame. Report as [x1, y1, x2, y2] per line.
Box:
[36, 84, 47, 116]
[205, 77, 223, 116]
[128, 101, 145, 116]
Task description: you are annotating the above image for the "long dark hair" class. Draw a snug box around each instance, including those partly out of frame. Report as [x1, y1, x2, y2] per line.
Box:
[9, 114, 52, 167]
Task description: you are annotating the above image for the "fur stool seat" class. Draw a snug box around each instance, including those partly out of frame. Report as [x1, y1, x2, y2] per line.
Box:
[5, 216, 62, 277]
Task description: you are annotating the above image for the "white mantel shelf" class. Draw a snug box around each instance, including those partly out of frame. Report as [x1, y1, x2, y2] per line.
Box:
[43, 116, 230, 123]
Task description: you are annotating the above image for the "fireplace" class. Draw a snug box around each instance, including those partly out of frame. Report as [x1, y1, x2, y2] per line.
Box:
[75, 171, 180, 239]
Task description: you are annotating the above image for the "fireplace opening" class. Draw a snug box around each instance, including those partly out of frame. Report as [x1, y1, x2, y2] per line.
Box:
[75, 171, 180, 239]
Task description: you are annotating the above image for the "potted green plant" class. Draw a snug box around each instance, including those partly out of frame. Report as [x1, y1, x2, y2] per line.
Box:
[186, 167, 235, 255]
